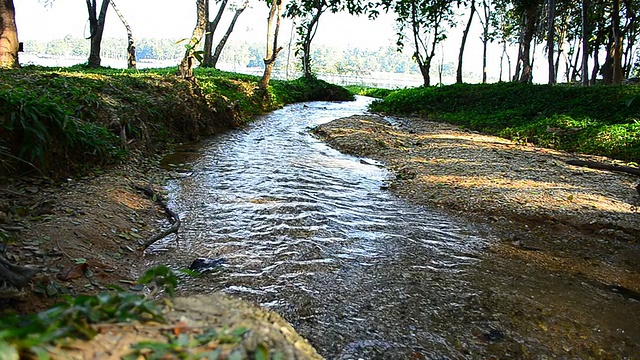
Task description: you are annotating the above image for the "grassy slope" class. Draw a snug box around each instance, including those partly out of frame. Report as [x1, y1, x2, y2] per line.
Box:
[0, 66, 352, 177]
[365, 82, 640, 163]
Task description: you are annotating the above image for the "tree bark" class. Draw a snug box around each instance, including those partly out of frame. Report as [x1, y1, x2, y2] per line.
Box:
[0, 0, 19, 68]
[301, 6, 324, 78]
[86, 0, 110, 68]
[456, 0, 475, 84]
[177, 0, 207, 79]
[581, 0, 589, 85]
[547, 0, 555, 84]
[611, 0, 623, 84]
[210, 0, 248, 68]
[480, 0, 490, 83]
[590, 41, 599, 85]
[259, 0, 283, 89]
[516, 1, 539, 83]
[110, 0, 136, 69]
[202, 0, 228, 67]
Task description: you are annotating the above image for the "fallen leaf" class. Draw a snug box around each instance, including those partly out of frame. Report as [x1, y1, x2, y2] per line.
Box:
[57, 262, 89, 281]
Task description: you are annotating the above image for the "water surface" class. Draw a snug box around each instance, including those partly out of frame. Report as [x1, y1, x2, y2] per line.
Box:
[151, 97, 486, 358]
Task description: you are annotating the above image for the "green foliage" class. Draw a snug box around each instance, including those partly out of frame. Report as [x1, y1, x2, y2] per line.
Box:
[0, 87, 123, 170]
[0, 290, 164, 357]
[370, 83, 640, 162]
[138, 265, 179, 297]
[123, 327, 249, 360]
[345, 85, 395, 99]
[0, 265, 179, 357]
[270, 75, 355, 103]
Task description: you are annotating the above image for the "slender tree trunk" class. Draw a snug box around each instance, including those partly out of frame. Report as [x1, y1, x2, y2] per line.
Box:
[513, 29, 524, 81]
[590, 41, 599, 85]
[570, 45, 581, 81]
[210, 0, 248, 68]
[110, 0, 136, 69]
[612, 0, 623, 84]
[621, 0, 638, 78]
[0, 0, 19, 68]
[86, 0, 110, 68]
[177, 0, 207, 79]
[202, 0, 228, 67]
[581, 0, 589, 85]
[499, 41, 506, 81]
[456, 0, 475, 84]
[301, 7, 323, 78]
[259, 0, 283, 89]
[547, 0, 555, 84]
[286, 20, 295, 79]
[481, 0, 490, 83]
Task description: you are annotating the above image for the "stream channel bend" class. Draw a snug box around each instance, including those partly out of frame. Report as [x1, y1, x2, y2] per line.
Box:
[153, 97, 488, 358]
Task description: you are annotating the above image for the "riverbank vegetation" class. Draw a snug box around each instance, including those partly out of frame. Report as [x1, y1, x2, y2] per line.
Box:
[0, 66, 352, 177]
[367, 82, 640, 162]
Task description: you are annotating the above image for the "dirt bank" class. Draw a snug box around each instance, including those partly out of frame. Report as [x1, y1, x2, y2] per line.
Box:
[0, 155, 170, 313]
[313, 114, 640, 357]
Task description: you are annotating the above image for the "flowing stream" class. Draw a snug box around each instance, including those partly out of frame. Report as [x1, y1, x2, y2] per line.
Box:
[151, 97, 489, 358]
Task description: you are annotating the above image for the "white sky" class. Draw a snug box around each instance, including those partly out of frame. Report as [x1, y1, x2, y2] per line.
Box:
[15, 0, 541, 83]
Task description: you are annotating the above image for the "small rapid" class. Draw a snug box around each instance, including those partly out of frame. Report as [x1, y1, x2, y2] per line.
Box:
[151, 97, 487, 358]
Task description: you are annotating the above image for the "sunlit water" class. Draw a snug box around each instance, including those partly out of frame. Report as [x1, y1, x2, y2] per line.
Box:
[150, 97, 487, 358]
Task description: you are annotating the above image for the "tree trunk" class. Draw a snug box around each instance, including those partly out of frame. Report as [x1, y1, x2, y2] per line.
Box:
[517, 2, 539, 83]
[581, 0, 589, 86]
[590, 41, 599, 85]
[110, 0, 136, 69]
[177, 0, 207, 79]
[570, 44, 581, 81]
[202, 0, 228, 67]
[611, 0, 623, 84]
[499, 41, 506, 81]
[621, 0, 638, 78]
[259, 0, 283, 89]
[547, 0, 555, 84]
[86, 0, 110, 68]
[0, 0, 19, 68]
[456, 0, 475, 84]
[301, 7, 323, 78]
[210, 0, 248, 69]
[481, 0, 490, 83]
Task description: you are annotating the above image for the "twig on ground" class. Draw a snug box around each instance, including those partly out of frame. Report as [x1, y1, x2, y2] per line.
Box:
[134, 182, 181, 250]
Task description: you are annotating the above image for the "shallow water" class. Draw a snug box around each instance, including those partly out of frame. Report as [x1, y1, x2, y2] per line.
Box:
[151, 97, 489, 358]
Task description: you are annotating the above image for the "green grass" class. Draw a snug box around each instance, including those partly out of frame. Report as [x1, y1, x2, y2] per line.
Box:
[370, 82, 640, 162]
[0, 66, 353, 177]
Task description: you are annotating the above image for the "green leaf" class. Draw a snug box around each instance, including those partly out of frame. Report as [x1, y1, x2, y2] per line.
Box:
[255, 343, 270, 360]
[0, 341, 19, 360]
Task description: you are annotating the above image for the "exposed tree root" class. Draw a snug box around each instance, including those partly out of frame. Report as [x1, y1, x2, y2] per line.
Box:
[566, 159, 640, 177]
[0, 255, 41, 298]
[566, 159, 640, 195]
[135, 183, 181, 250]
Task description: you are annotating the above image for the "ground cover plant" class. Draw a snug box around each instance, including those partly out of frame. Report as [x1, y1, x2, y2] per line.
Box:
[369, 82, 640, 162]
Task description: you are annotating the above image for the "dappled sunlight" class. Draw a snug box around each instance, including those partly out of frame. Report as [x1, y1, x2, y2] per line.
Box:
[107, 188, 148, 210]
[413, 173, 637, 214]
